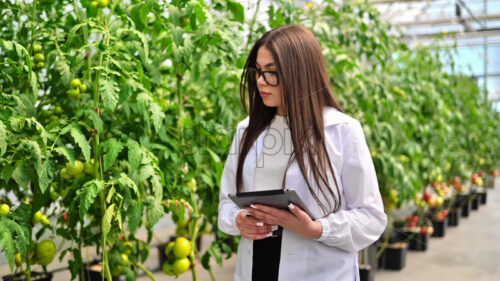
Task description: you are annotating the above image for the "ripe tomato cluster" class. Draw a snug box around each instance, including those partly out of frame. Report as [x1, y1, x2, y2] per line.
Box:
[162, 237, 192, 276]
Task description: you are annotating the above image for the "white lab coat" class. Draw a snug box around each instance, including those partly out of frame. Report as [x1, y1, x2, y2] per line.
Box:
[218, 106, 387, 281]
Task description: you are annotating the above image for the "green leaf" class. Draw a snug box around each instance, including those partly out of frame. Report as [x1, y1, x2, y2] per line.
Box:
[100, 79, 120, 112]
[89, 110, 104, 133]
[208, 243, 223, 266]
[55, 146, 76, 166]
[12, 165, 29, 188]
[55, 60, 71, 85]
[0, 221, 16, 271]
[227, 1, 245, 23]
[146, 196, 164, 227]
[106, 186, 115, 203]
[194, 4, 207, 24]
[38, 160, 55, 194]
[70, 126, 91, 161]
[77, 180, 103, 220]
[150, 102, 165, 133]
[100, 138, 125, 171]
[117, 173, 140, 199]
[201, 251, 211, 270]
[127, 201, 142, 234]
[117, 28, 149, 62]
[127, 139, 143, 172]
[0, 121, 7, 157]
[103, 203, 115, 237]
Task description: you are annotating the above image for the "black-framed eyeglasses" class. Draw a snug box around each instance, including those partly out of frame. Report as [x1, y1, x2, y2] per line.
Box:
[247, 67, 280, 87]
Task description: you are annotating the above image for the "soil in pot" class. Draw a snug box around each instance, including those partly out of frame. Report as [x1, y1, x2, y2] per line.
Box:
[3, 272, 53, 281]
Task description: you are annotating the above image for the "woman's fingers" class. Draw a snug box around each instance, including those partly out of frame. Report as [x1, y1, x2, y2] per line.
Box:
[237, 210, 272, 235]
[287, 203, 310, 222]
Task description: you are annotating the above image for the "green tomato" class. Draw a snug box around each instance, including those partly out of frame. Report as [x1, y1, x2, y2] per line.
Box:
[54, 106, 63, 114]
[34, 53, 45, 62]
[164, 241, 175, 259]
[173, 237, 191, 259]
[123, 241, 133, 255]
[187, 178, 197, 191]
[90, 1, 99, 9]
[121, 253, 129, 264]
[162, 261, 176, 276]
[41, 216, 50, 226]
[172, 257, 191, 275]
[79, 83, 87, 93]
[50, 191, 60, 201]
[36, 62, 45, 69]
[67, 88, 80, 99]
[60, 168, 71, 179]
[98, 0, 109, 8]
[110, 265, 122, 277]
[66, 160, 84, 177]
[33, 44, 42, 53]
[15, 253, 22, 267]
[34, 210, 44, 222]
[71, 79, 81, 88]
[84, 159, 94, 174]
[0, 204, 10, 216]
[35, 240, 56, 266]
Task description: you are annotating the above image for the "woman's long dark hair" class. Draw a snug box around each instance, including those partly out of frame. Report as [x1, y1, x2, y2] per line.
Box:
[236, 25, 344, 215]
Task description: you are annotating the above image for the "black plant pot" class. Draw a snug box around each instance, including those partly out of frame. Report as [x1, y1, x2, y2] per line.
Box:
[359, 264, 375, 281]
[447, 208, 460, 226]
[406, 232, 428, 251]
[3, 272, 53, 281]
[158, 236, 201, 268]
[432, 220, 447, 237]
[79, 260, 121, 281]
[470, 193, 480, 210]
[454, 194, 471, 217]
[377, 242, 407, 270]
[479, 191, 487, 205]
[395, 228, 428, 251]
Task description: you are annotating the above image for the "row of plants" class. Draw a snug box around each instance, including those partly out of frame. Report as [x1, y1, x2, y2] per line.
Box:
[1, 0, 499, 281]
[372, 170, 497, 279]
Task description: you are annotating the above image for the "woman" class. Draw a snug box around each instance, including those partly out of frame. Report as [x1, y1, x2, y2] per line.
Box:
[218, 25, 387, 281]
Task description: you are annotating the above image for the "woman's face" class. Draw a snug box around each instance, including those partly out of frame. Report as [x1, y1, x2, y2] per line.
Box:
[255, 46, 285, 116]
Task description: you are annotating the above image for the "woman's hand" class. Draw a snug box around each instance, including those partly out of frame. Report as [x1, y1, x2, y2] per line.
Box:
[246, 203, 323, 239]
[236, 210, 275, 240]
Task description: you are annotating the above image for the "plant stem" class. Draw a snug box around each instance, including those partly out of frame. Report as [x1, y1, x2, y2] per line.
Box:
[376, 215, 392, 258]
[136, 263, 157, 281]
[174, 71, 183, 187]
[189, 192, 200, 281]
[245, 0, 262, 51]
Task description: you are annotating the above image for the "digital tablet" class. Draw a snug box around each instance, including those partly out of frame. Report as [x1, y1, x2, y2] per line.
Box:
[228, 189, 316, 219]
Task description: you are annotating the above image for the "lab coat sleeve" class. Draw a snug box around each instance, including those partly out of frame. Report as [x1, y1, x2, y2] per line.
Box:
[217, 122, 246, 236]
[314, 120, 387, 252]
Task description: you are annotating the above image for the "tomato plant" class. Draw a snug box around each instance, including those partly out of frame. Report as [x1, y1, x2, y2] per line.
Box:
[0, 0, 498, 280]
